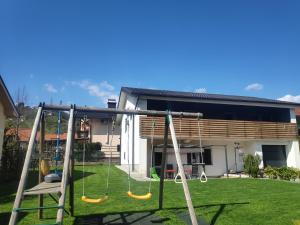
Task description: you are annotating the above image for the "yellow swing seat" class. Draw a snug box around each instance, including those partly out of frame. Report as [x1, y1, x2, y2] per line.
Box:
[127, 191, 152, 200]
[81, 195, 109, 204]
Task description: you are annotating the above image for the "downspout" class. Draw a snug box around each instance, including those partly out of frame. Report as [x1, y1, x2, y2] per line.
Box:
[225, 145, 229, 178]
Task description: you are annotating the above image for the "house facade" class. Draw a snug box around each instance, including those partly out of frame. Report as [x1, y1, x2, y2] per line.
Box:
[118, 87, 300, 178]
[84, 99, 121, 162]
[0, 76, 19, 166]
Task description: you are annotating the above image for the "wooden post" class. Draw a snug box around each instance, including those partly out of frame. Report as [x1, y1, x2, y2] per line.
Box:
[69, 114, 75, 216]
[159, 116, 169, 210]
[169, 114, 198, 225]
[38, 112, 45, 219]
[56, 108, 74, 223]
[9, 106, 43, 225]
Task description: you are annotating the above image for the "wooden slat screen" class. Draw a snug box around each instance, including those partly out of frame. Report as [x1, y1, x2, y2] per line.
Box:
[140, 117, 298, 140]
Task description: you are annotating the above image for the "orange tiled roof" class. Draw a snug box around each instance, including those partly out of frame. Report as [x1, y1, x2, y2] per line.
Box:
[6, 128, 80, 142]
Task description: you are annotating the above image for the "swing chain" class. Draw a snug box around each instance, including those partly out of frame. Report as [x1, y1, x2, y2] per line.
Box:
[174, 115, 183, 183]
[197, 116, 207, 183]
[148, 118, 156, 192]
[126, 116, 131, 192]
[105, 116, 115, 195]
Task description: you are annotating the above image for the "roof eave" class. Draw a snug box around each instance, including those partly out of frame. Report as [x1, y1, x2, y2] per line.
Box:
[0, 75, 19, 117]
[121, 87, 300, 109]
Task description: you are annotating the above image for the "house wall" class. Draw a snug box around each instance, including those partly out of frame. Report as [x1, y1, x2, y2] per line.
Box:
[287, 108, 300, 168]
[90, 118, 120, 146]
[0, 102, 6, 166]
[152, 139, 300, 177]
[89, 118, 121, 159]
[120, 96, 148, 175]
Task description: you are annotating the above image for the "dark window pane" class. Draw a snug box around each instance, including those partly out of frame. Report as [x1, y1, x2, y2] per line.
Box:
[262, 145, 286, 167]
[204, 149, 212, 165]
[154, 152, 162, 166]
[187, 153, 191, 164]
[192, 153, 197, 163]
[198, 148, 212, 165]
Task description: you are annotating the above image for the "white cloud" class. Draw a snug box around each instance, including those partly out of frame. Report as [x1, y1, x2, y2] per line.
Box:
[194, 88, 207, 93]
[278, 94, 300, 103]
[70, 80, 118, 104]
[44, 83, 58, 93]
[245, 83, 264, 91]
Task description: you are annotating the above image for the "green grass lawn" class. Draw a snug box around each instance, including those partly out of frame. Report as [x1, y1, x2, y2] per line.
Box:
[2, 165, 300, 225]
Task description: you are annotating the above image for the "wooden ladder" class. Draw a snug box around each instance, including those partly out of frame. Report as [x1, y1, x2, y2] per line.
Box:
[9, 106, 75, 225]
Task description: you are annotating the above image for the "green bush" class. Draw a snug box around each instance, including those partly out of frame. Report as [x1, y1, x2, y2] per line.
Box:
[243, 154, 261, 178]
[264, 166, 298, 181]
[74, 142, 102, 161]
[277, 167, 297, 181]
[264, 166, 279, 179]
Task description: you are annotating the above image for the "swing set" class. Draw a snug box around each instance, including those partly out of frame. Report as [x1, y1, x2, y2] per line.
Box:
[9, 103, 204, 225]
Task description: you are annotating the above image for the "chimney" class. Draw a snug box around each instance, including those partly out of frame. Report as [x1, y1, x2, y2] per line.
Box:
[107, 99, 116, 108]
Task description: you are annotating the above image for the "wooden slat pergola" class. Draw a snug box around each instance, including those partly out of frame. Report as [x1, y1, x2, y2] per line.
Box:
[140, 117, 298, 140]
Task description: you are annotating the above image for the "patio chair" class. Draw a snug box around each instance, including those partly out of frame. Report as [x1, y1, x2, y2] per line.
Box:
[166, 164, 176, 179]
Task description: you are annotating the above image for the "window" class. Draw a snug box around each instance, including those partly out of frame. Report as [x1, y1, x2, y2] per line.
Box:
[186, 148, 212, 165]
[187, 153, 192, 164]
[202, 148, 212, 165]
[262, 145, 286, 167]
[192, 153, 197, 163]
[154, 152, 162, 166]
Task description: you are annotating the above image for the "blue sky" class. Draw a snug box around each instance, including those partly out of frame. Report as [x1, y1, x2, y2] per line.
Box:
[1, 0, 300, 107]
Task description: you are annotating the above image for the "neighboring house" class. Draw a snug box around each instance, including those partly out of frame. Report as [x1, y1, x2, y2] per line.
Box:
[0, 76, 19, 166]
[83, 99, 121, 162]
[6, 127, 90, 151]
[118, 87, 300, 178]
[6, 128, 70, 151]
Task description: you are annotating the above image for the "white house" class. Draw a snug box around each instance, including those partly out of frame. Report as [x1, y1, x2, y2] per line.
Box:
[117, 87, 300, 178]
[81, 99, 121, 162]
[0, 76, 19, 166]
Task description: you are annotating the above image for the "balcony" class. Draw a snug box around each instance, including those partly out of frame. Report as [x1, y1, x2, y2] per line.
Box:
[140, 117, 298, 140]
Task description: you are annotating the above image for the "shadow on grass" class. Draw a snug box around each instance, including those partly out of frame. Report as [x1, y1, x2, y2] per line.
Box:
[0, 169, 95, 224]
[210, 204, 226, 225]
[0, 212, 28, 225]
[72, 202, 249, 225]
[73, 209, 169, 225]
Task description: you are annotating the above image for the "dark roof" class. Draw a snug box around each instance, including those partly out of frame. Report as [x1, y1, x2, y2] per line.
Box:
[0, 75, 19, 117]
[120, 87, 300, 107]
